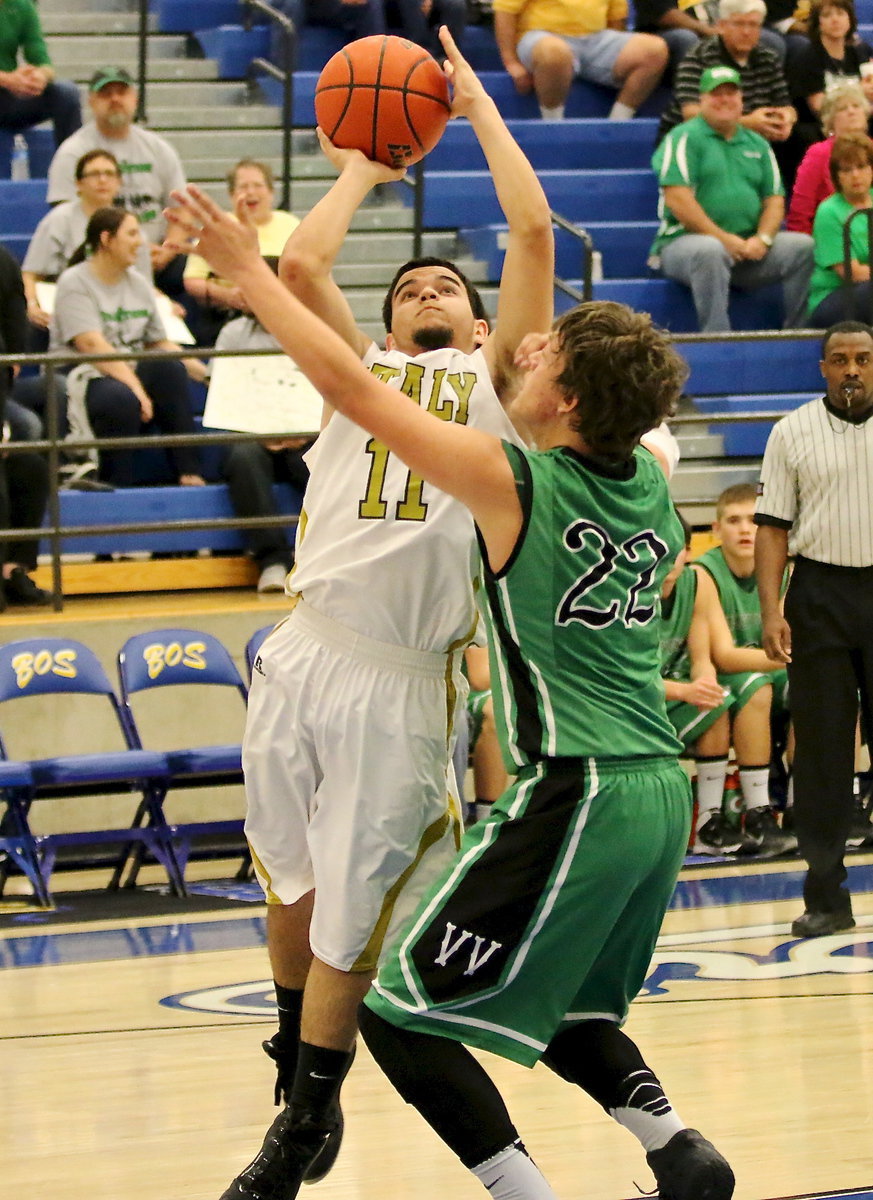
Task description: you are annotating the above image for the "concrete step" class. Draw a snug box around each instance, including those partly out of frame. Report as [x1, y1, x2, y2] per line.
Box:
[146, 80, 250, 106]
[41, 33, 189, 62]
[39, 0, 134, 12]
[674, 432, 725, 460]
[338, 230, 457, 263]
[53, 56, 219, 81]
[332, 256, 486, 288]
[42, 11, 152, 34]
[670, 460, 759, 504]
[162, 129, 286, 158]
[147, 105, 281, 129]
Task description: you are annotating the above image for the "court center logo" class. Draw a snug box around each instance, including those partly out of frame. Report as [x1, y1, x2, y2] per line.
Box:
[161, 923, 873, 1015]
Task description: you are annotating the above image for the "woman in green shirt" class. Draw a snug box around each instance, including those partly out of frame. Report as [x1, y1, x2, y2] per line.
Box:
[807, 131, 873, 324]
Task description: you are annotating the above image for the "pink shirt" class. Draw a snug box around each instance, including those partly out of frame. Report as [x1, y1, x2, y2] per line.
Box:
[786, 138, 835, 234]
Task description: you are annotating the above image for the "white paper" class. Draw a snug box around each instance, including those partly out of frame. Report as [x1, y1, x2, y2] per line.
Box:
[36, 281, 195, 345]
[203, 354, 323, 435]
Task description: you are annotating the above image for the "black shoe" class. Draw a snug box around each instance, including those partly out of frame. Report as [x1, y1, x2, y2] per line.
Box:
[261, 1038, 355, 1185]
[692, 812, 750, 856]
[740, 806, 798, 858]
[646, 1129, 735, 1200]
[846, 796, 873, 849]
[3, 566, 51, 606]
[219, 1108, 331, 1200]
[791, 909, 856, 938]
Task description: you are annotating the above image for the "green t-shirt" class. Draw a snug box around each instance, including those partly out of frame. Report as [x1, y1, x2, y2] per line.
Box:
[695, 546, 763, 646]
[0, 0, 50, 72]
[659, 565, 698, 681]
[808, 190, 873, 315]
[650, 116, 783, 258]
[481, 442, 685, 769]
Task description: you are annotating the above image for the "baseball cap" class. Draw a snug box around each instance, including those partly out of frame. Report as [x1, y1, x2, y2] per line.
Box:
[699, 66, 742, 93]
[89, 67, 134, 93]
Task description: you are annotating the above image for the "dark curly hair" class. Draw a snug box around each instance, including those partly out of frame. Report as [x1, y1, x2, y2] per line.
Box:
[553, 301, 687, 461]
[381, 257, 488, 333]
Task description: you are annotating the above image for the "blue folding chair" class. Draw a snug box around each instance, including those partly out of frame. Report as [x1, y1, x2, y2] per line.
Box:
[0, 638, 182, 905]
[117, 628, 250, 883]
[244, 623, 277, 683]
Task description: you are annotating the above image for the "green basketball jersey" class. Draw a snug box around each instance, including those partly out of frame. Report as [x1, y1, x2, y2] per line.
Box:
[695, 546, 762, 647]
[659, 565, 697, 681]
[480, 443, 685, 768]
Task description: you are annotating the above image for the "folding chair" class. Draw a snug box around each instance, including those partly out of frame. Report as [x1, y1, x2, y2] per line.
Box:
[0, 638, 181, 906]
[0, 759, 42, 903]
[244, 623, 277, 683]
[116, 628, 251, 884]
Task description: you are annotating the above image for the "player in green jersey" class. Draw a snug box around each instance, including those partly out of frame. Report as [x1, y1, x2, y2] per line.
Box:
[166, 177, 735, 1200]
[694, 483, 795, 856]
[660, 514, 789, 857]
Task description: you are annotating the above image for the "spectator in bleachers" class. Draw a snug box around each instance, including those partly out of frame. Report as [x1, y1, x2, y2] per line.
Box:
[184, 159, 299, 347]
[761, 0, 811, 61]
[272, 0, 467, 58]
[0, 241, 51, 607]
[656, 0, 796, 143]
[46, 68, 188, 307]
[788, 0, 871, 123]
[0, 0, 81, 150]
[213, 314, 313, 594]
[807, 132, 873, 323]
[634, 0, 720, 76]
[22, 149, 153, 337]
[650, 65, 814, 330]
[492, 0, 669, 119]
[787, 80, 870, 229]
[49, 207, 206, 489]
[692, 483, 795, 855]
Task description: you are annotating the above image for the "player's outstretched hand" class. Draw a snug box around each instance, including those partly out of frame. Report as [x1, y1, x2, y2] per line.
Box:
[314, 127, 407, 180]
[439, 25, 488, 118]
[164, 185, 261, 285]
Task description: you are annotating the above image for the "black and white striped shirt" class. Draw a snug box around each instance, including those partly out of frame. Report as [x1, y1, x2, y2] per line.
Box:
[755, 398, 873, 567]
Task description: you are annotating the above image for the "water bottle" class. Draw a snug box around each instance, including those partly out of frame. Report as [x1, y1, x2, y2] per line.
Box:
[11, 134, 29, 181]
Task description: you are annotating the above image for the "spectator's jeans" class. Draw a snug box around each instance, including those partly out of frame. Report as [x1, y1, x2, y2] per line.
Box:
[85, 360, 201, 487]
[391, 0, 468, 54]
[0, 80, 82, 146]
[659, 232, 814, 331]
[0, 449, 49, 570]
[223, 439, 310, 570]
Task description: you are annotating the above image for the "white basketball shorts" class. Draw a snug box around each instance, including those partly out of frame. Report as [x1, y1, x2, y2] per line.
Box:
[243, 600, 467, 973]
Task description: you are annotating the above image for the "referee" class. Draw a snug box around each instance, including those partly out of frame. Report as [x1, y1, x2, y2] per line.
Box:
[755, 320, 873, 938]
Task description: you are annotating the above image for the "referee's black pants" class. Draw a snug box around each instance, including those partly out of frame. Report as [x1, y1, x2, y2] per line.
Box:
[785, 557, 873, 916]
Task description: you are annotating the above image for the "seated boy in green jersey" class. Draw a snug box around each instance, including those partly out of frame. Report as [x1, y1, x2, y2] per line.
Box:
[693, 483, 794, 856]
[660, 513, 795, 857]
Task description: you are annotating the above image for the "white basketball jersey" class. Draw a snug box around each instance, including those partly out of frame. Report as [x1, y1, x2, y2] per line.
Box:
[288, 343, 522, 652]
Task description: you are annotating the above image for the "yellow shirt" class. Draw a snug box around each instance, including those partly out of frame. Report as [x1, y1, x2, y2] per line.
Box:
[183, 209, 299, 285]
[491, 0, 627, 39]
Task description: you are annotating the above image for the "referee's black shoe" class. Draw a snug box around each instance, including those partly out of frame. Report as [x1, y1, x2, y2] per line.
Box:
[791, 909, 856, 938]
[646, 1129, 735, 1200]
[219, 1108, 332, 1200]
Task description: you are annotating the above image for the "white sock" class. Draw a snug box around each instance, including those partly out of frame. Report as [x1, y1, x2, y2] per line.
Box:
[739, 766, 770, 813]
[609, 100, 636, 120]
[539, 104, 565, 120]
[785, 775, 794, 809]
[471, 1142, 558, 1200]
[695, 758, 728, 826]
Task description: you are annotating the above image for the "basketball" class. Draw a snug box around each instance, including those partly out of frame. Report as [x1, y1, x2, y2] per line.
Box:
[314, 35, 451, 169]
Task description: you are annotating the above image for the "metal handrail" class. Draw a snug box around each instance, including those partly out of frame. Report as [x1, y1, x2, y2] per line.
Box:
[241, 0, 297, 211]
[841, 206, 873, 322]
[551, 210, 593, 303]
[136, 0, 149, 122]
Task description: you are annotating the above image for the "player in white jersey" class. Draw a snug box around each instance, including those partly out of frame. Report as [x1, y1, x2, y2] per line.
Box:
[188, 29, 554, 1200]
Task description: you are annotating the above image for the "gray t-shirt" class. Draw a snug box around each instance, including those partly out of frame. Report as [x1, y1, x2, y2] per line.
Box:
[23, 199, 154, 281]
[47, 124, 186, 243]
[50, 260, 165, 352]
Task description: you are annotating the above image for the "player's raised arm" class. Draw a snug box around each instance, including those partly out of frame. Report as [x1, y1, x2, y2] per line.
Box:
[440, 26, 554, 394]
[167, 187, 522, 566]
[277, 134, 406, 360]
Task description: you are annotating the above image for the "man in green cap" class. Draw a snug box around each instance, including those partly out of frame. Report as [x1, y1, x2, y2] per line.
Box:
[46, 67, 187, 293]
[649, 63, 813, 330]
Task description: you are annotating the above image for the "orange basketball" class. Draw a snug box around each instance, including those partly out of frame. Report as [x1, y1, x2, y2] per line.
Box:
[314, 35, 451, 168]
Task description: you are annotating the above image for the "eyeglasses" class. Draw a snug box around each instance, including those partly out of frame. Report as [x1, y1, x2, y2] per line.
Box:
[724, 17, 763, 28]
[80, 169, 120, 180]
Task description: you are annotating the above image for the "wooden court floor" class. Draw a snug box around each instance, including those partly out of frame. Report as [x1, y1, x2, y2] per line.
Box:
[1, 852, 871, 1200]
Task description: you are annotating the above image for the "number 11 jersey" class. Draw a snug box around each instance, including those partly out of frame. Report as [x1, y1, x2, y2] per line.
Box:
[288, 342, 522, 653]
